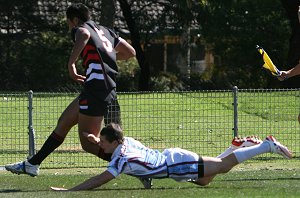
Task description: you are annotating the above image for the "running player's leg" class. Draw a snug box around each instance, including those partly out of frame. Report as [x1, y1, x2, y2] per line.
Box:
[77, 91, 112, 161]
[28, 97, 79, 165]
[78, 113, 111, 161]
[5, 97, 79, 176]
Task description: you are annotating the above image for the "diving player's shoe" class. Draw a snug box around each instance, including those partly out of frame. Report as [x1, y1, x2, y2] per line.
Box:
[264, 135, 292, 159]
[217, 136, 263, 158]
[231, 136, 263, 149]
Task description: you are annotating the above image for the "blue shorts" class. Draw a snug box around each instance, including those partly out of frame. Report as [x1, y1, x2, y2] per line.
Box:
[162, 148, 200, 182]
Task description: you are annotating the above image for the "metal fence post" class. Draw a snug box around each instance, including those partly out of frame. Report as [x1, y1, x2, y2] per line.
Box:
[233, 86, 238, 137]
[28, 90, 36, 157]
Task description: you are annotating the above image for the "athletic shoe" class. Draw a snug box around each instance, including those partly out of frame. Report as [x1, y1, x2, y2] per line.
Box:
[217, 136, 262, 158]
[264, 135, 292, 159]
[138, 177, 153, 189]
[5, 160, 39, 177]
[231, 136, 263, 149]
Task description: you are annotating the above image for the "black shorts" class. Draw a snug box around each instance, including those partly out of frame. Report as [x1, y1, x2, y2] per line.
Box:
[79, 89, 115, 116]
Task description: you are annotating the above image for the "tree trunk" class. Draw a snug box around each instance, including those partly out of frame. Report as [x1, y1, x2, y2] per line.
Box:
[280, 0, 300, 87]
[117, 0, 150, 91]
[100, 0, 116, 28]
[281, 0, 300, 67]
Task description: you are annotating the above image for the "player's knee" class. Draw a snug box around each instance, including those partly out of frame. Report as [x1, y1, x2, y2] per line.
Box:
[80, 142, 95, 154]
[197, 180, 211, 186]
[80, 139, 101, 157]
[194, 178, 212, 186]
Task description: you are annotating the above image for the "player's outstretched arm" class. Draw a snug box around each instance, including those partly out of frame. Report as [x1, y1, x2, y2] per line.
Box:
[115, 38, 136, 60]
[51, 170, 114, 191]
[278, 63, 300, 81]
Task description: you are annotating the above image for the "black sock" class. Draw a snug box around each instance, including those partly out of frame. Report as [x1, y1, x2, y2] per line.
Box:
[28, 131, 64, 165]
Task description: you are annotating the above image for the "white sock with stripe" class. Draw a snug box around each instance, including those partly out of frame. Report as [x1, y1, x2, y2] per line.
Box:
[233, 141, 270, 163]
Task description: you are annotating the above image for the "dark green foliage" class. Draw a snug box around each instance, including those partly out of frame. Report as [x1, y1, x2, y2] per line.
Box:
[0, 31, 78, 91]
[0, 0, 298, 91]
[116, 59, 140, 91]
[149, 72, 184, 91]
[197, 0, 291, 88]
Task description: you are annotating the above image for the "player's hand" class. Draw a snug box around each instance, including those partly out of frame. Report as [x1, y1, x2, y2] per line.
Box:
[298, 6, 300, 24]
[68, 64, 86, 83]
[277, 71, 288, 81]
[82, 132, 100, 144]
[69, 70, 86, 83]
[71, 73, 86, 83]
[50, 186, 69, 191]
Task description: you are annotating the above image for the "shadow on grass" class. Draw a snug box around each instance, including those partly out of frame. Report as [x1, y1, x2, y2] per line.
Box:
[0, 189, 22, 193]
[0, 186, 198, 193]
[219, 177, 300, 182]
[1, 177, 299, 193]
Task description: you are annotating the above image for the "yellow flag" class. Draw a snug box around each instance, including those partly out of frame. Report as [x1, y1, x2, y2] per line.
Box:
[256, 45, 281, 76]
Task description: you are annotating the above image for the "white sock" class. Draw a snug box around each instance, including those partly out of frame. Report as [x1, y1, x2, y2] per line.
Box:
[216, 147, 235, 158]
[233, 141, 270, 163]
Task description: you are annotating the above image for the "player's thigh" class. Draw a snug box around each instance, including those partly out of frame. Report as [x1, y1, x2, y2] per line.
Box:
[55, 97, 79, 137]
[78, 113, 103, 136]
[78, 113, 103, 155]
[202, 155, 237, 176]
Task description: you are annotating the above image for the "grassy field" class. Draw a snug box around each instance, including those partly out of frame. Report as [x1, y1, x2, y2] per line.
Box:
[1, 90, 299, 168]
[0, 90, 299, 197]
[0, 160, 300, 198]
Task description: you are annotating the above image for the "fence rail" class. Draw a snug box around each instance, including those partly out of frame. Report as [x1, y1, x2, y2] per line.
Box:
[0, 88, 299, 168]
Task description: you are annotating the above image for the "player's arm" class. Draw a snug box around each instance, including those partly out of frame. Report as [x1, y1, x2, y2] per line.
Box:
[67, 27, 89, 83]
[115, 38, 136, 60]
[278, 62, 300, 81]
[51, 170, 115, 191]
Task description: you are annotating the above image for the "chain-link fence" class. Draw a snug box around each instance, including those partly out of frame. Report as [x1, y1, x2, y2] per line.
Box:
[0, 88, 299, 169]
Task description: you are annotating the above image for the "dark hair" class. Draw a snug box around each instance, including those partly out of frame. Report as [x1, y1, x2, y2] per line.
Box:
[100, 123, 124, 144]
[66, 3, 90, 22]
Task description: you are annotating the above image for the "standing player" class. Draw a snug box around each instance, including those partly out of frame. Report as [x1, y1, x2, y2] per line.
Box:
[51, 123, 292, 191]
[277, 6, 300, 124]
[277, 60, 300, 124]
[4, 3, 153, 187]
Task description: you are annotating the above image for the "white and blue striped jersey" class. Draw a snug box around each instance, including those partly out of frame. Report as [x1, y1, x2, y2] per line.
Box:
[107, 137, 200, 182]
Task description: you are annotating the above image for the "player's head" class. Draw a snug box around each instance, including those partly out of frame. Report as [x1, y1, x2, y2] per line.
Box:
[100, 123, 124, 153]
[66, 3, 90, 29]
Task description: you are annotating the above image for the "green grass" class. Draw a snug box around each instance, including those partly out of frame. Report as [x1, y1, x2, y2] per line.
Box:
[0, 90, 299, 168]
[0, 160, 300, 198]
[0, 90, 300, 196]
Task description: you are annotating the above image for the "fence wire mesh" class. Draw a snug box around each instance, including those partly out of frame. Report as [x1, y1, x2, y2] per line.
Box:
[0, 88, 299, 169]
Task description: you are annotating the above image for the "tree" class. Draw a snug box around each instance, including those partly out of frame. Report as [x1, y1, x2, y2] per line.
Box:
[100, 0, 116, 28]
[117, 0, 150, 91]
[197, 0, 291, 88]
[280, 0, 300, 88]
